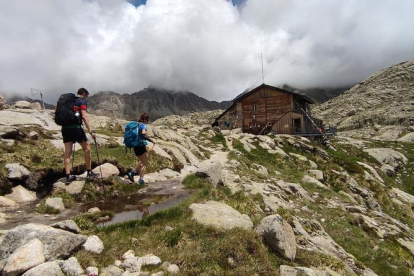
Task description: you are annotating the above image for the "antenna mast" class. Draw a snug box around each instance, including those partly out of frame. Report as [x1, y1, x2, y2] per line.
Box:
[261, 53, 265, 84]
[30, 88, 45, 110]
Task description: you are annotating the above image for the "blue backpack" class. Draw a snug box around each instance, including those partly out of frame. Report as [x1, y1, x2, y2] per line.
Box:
[124, 121, 141, 149]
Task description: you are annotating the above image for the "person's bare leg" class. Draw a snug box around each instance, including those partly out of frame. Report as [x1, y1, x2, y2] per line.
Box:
[138, 152, 148, 180]
[64, 142, 73, 174]
[79, 141, 92, 170]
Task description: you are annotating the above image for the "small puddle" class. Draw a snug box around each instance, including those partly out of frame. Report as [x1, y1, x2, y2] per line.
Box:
[81, 192, 189, 226]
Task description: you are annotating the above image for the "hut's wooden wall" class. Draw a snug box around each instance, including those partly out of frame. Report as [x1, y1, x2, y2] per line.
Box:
[241, 87, 293, 134]
[217, 86, 319, 135]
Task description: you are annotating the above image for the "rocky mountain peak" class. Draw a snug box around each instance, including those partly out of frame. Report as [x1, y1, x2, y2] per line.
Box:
[88, 87, 231, 121]
[313, 60, 414, 135]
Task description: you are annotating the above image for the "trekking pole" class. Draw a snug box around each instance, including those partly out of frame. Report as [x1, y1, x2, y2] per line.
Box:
[94, 138, 106, 196]
[71, 143, 76, 171]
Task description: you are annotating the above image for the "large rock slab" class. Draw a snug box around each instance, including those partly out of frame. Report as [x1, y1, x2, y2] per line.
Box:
[256, 215, 296, 260]
[4, 186, 37, 204]
[22, 261, 64, 276]
[0, 224, 87, 261]
[5, 164, 30, 180]
[3, 238, 45, 276]
[364, 148, 408, 169]
[195, 160, 222, 187]
[189, 201, 253, 230]
[398, 132, 414, 142]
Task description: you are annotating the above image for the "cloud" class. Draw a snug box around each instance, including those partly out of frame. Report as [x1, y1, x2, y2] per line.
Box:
[0, 0, 413, 103]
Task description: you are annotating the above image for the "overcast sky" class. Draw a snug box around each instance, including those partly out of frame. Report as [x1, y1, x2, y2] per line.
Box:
[1, 0, 413, 103]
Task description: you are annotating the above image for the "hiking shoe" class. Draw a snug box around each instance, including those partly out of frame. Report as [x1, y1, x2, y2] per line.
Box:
[127, 171, 135, 183]
[65, 174, 76, 185]
[87, 171, 100, 179]
[138, 179, 145, 185]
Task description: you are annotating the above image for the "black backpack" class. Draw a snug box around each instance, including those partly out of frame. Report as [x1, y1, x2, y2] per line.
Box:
[54, 93, 80, 126]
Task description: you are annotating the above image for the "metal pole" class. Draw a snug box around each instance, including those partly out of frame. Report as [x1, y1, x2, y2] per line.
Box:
[261, 53, 265, 84]
[71, 143, 75, 171]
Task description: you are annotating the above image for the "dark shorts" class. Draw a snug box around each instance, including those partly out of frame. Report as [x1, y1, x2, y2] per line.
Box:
[133, 146, 147, 156]
[62, 128, 88, 144]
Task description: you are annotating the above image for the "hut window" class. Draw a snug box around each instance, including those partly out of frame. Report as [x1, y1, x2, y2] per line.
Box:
[252, 104, 258, 112]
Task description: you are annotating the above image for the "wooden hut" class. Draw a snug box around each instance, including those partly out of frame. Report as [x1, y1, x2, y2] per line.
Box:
[215, 84, 323, 136]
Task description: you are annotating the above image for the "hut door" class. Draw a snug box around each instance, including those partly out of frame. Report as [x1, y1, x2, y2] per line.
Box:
[249, 122, 262, 135]
[293, 118, 301, 134]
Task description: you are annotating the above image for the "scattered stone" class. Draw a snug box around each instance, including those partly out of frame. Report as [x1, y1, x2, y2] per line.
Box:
[162, 262, 179, 274]
[4, 185, 37, 204]
[280, 265, 297, 276]
[58, 257, 84, 276]
[122, 250, 136, 260]
[86, 266, 99, 276]
[122, 256, 142, 273]
[137, 254, 162, 267]
[5, 163, 31, 180]
[189, 201, 253, 230]
[22, 261, 64, 276]
[14, 101, 32, 109]
[92, 163, 120, 178]
[51, 220, 81, 234]
[195, 160, 222, 187]
[307, 170, 324, 181]
[45, 198, 65, 212]
[308, 160, 318, 169]
[397, 238, 414, 256]
[302, 175, 327, 189]
[100, 265, 124, 276]
[83, 235, 104, 254]
[150, 272, 164, 276]
[131, 238, 137, 243]
[88, 207, 101, 214]
[165, 226, 174, 232]
[256, 214, 296, 260]
[54, 180, 85, 195]
[29, 131, 39, 140]
[30, 102, 42, 110]
[289, 153, 308, 161]
[3, 238, 45, 276]
[0, 223, 87, 261]
[363, 268, 379, 276]
[381, 164, 395, 176]
[0, 196, 17, 207]
[252, 163, 268, 175]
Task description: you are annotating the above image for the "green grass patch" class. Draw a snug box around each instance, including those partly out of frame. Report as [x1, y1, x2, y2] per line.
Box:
[212, 132, 228, 149]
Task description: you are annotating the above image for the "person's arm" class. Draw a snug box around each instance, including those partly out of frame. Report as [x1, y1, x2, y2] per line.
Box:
[81, 110, 96, 140]
[141, 129, 155, 144]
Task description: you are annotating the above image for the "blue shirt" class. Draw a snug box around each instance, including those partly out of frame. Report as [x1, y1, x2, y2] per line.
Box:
[138, 123, 148, 146]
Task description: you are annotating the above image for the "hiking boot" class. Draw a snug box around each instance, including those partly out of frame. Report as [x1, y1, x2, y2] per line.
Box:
[127, 171, 135, 183]
[87, 171, 100, 179]
[65, 174, 76, 185]
[138, 179, 145, 185]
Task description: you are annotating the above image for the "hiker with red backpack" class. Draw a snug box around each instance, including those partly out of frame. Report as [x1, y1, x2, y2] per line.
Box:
[55, 88, 99, 184]
[124, 112, 155, 185]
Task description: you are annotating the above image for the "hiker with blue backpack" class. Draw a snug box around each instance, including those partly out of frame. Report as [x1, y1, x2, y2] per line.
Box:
[124, 112, 155, 185]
